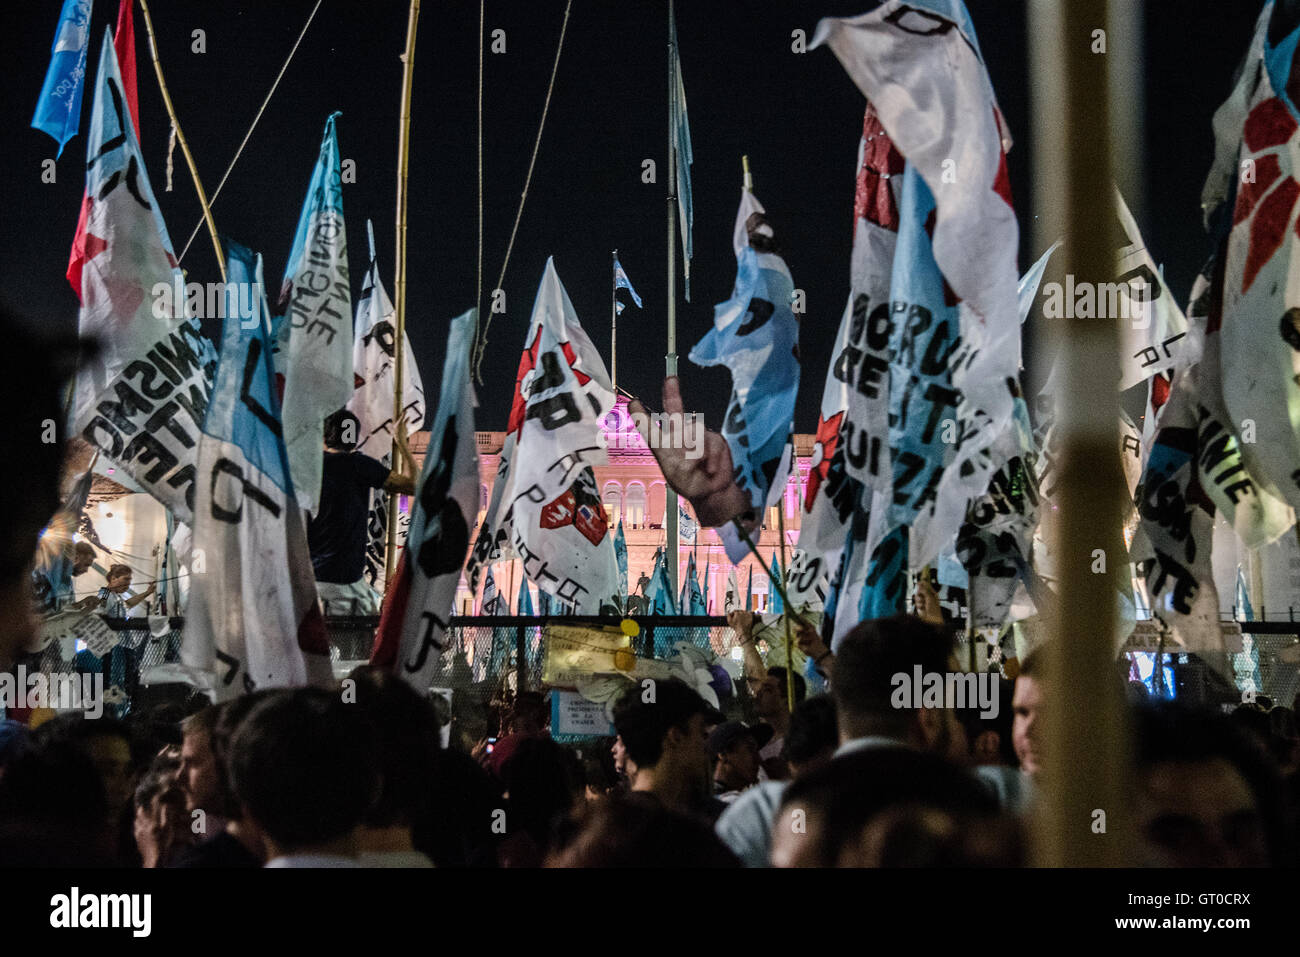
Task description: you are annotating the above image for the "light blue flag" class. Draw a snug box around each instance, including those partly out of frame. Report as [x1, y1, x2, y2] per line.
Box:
[614, 519, 629, 600]
[614, 258, 643, 308]
[860, 163, 961, 621]
[518, 575, 535, 616]
[32, 0, 93, 156]
[701, 559, 710, 613]
[687, 554, 707, 616]
[679, 501, 698, 542]
[646, 548, 679, 616]
[670, 4, 693, 300]
[1236, 566, 1255, 621]
[538, 588, 553, 617]
[691, 189, 799, 541]
[745, 565, 754, 612]
[768, 552, 784, 614]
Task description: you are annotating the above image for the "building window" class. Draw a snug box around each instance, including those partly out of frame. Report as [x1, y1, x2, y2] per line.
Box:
[603, 482, 623, 526]
[625, 483, 647, 529]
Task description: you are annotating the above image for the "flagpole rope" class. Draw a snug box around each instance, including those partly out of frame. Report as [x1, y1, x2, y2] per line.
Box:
[177, 0, 325, 264]
[473, 0, 573, 384]
[138, 0, 226, 281]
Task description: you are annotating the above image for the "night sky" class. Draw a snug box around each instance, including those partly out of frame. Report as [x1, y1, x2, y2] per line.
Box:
[1, 0, 1258, 435]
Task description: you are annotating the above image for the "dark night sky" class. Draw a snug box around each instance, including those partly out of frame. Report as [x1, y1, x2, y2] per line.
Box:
[0, 1, 1259, 434]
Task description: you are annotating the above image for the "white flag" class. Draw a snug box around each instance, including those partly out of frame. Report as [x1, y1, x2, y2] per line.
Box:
[71, 32, 215, 525]
[371, 310, 479, 691]
[278, 112, 353, 512]
[181, 242, 333, 700]
[466, 258, 620, 613]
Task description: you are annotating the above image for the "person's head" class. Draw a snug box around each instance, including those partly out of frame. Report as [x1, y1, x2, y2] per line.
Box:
[71, 542, 96, 576]
[132, 766, 190, 867]
[508, 692, 547, 735]
[754, 666, 806, 720]
[960, 678, 1016, 767]
[549, 798, 739, 867]
[784, 694, 839, 777]
[0, 304, 82, 671]
[323, 409, 360, 452]
[771, 748, 1001, 867]
[1132, 704, 1288, 868]
[708, 722, 764, 792]
[105, 563, 133, 594]
[831, 615, 965, 759]
[1012, 649, 1050, 775]
[36, 714, 136, 823]
[208, 690, 278, 821]
[1267, 706, 1300, 773]
[500, 737, 584, 851]
[229, 689, 381, 857]
[179, 706, 222, 815]
[347, 667, 442, 832]
[611, 679, 719, 796]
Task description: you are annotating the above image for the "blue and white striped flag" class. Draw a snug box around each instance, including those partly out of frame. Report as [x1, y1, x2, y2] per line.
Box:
[32, 0, 93, 155]
[614, 258, 643, 308]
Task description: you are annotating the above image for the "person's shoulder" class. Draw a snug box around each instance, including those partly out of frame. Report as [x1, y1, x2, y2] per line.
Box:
[717, 780, 786, 828]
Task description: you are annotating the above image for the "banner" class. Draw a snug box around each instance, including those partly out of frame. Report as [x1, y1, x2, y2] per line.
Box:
[71, 33, 215, 525]
[690, 189, 800, 562]
[370, 310, 479, 692]
[181, 242, 332, 699]
[278, 112, 353, 512]
[466, 259, 620, 613]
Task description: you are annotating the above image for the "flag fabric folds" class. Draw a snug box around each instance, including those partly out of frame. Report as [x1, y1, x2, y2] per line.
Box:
[670, 4, 693, 301]
[678, 502, 698, 543]
[614, 518, 629, 602]
[370, 309, 479, 691]
[613, 258, 643, 308]
[181, 241, 332, 699]
[691, 189, 800, 564]
[70, 32, 215, 526]
[32, 0, 93, 156]
[278, 112, 354, 512]
[466, 258, 621, 614]
[67, 0, 138, 302]
[349, 221, 426, 593]
[767, 552, 784, 614]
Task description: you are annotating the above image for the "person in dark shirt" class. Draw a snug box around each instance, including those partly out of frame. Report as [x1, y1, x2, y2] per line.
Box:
[308, 410, 416, 615]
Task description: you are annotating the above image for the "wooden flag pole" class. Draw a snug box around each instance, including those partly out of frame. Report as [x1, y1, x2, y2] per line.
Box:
[137, 0, 226, 282]
[385, 0, 421, 587]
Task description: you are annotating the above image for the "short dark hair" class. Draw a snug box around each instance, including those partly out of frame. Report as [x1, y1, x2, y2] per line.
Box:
[1134, 703, 1290, 865]
[73, 542, 96, 558]
[785, 695, 838, 767]
[229, 689, 381, 850]
[323, 409, 360, 451]
[832, 615, 955, 734]
[347, 667, 442, 829]
[210, 691, 278, 819]
[551, 796, 739, 867]
[777, 748, 999, 866]
[106, 563, 131, 581]
[612, 679, 716, 768]
[766, 666, 806, 707]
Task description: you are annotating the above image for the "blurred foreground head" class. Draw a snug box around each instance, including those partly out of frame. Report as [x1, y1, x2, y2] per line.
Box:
[0, 304, 84, 670]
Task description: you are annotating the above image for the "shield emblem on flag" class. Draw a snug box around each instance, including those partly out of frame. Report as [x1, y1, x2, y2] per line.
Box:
[540, 489, 577, 530]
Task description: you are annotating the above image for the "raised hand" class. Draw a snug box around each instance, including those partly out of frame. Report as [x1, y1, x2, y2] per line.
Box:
[627, 377, 755, 529]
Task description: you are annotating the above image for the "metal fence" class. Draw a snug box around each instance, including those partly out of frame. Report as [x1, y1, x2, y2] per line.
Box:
[8, 616, 1299, 731]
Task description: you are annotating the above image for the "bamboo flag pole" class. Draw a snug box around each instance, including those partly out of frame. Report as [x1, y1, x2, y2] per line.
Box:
[137, 0, 226, 282]
[1028, 0, 1134, 867]
[385, 0, 421, 587]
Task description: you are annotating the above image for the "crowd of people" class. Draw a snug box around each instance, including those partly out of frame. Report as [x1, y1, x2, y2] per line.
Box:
[1, 609, 1296, 868]
[2, 308, 1298, 869]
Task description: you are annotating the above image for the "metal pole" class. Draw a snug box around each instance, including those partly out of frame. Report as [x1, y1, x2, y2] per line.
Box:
[385, 0, 421, 586]
[1028, 0, 1133, 866]
[611, 248, 618, 393]
[665, 0, 680, 600]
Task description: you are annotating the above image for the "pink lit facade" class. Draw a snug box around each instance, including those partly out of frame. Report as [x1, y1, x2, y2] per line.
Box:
[411, 397, 814, 614]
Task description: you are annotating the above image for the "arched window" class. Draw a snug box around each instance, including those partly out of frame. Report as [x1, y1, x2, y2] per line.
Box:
[603, 481, 623, 526]
[625, 482, 647, 529]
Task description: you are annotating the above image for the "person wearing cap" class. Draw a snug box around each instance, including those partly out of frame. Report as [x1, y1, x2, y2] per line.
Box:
[709, 721, 768, 803]
[611, 678, 726, 824]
